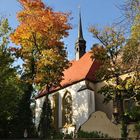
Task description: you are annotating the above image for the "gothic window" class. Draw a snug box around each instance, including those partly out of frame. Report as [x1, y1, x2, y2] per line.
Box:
[62, 91, 72, 126]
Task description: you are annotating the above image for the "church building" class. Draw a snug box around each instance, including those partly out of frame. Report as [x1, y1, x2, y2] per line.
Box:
[35, 12, 138, 138]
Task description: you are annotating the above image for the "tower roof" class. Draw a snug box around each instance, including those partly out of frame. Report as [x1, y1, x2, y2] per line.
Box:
[78, 10, 84, 40]
[75, 9, 86, 60]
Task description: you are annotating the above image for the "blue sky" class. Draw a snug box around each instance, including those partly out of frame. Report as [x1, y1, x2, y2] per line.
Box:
[0, 0, 125, 60]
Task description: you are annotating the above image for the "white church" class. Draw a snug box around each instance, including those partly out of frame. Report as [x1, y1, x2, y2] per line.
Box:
[34, 12, 138, 138]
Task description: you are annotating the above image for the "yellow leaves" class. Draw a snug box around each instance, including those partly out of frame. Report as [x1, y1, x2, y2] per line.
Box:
[34, 46, 69, 86]
[10, 0, 71, 88]
[123, 12, 140, 71]
[89, 26, 125, 49]
[37, 50, 55, 67]
[90, 26, 125, 70]
[37, 49, 64, 69]
[130, 11, 140, 40]
[116, 85, 124, 91]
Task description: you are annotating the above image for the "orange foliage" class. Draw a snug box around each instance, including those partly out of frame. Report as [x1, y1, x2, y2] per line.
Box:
[11, 0, 71, 48]
[10, 0, 71, 88]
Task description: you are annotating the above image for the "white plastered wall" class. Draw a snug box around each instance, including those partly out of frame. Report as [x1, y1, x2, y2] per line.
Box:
[35, 80, 95, 131]
[55, 80, 95, 130]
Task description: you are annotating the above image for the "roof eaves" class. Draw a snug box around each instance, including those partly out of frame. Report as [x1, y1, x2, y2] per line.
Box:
[35, 78, 86, 99]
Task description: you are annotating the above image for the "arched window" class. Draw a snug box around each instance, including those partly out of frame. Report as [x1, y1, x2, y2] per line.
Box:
[76, 47, 79, 52]
[62, 91, 72, 126]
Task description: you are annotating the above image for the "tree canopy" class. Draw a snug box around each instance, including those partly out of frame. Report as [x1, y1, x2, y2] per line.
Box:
[89, 0, 140, 138]
[10, 0, 72, 138]
[0, 17, 24, 138]
[10, 0, 72, 90]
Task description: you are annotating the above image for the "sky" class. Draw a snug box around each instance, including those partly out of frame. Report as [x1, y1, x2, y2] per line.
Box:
[0, 0, 125, 60]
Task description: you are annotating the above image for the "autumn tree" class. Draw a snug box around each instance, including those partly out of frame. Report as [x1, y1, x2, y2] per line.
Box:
[89, 1, 140, 138]
[0, 17, 24, 138]
[122, 0, 140, 136]
[89, 26, 126, 110]
[89, 25, 139, 138]
[122, 15, 140, 105]
[10, 0, 71, 138]
[10, 0, 71, 89]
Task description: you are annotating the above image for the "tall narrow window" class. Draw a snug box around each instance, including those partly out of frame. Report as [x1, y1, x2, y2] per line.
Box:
[62, 91, 72, 126]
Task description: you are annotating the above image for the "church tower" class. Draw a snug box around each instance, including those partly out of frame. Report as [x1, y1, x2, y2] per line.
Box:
[75, 10, 86, 60]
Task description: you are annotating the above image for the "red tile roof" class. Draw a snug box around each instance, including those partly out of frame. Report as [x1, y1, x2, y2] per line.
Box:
[36, 52, 100, 98]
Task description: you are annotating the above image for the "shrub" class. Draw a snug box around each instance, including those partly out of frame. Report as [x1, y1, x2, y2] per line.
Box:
[77, 130, 110, 138]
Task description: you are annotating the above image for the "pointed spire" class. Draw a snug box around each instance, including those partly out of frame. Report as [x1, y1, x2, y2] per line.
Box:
[75, 7, 86, 60]
[78, 9, 84, 40]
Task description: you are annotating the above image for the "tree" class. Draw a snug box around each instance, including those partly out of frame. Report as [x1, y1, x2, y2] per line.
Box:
[0, 18, 24, 138]
[10, 0, 71, 89]
[89, 26, 126, 111]
[121, 0, 140, 26]
[117, 0, 140, 32]
[89, 25, 140, 138]
[122, 1, 140, 137]
[38, 98, 53, 138]
[10, 82, 38, 138]
[10, 0, 71, 138]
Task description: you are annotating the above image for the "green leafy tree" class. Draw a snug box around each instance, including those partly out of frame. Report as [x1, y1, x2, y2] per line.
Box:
[38, 98, 53, 139]
[11, 83, 38, 138]
[0, 18, 24, 138]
